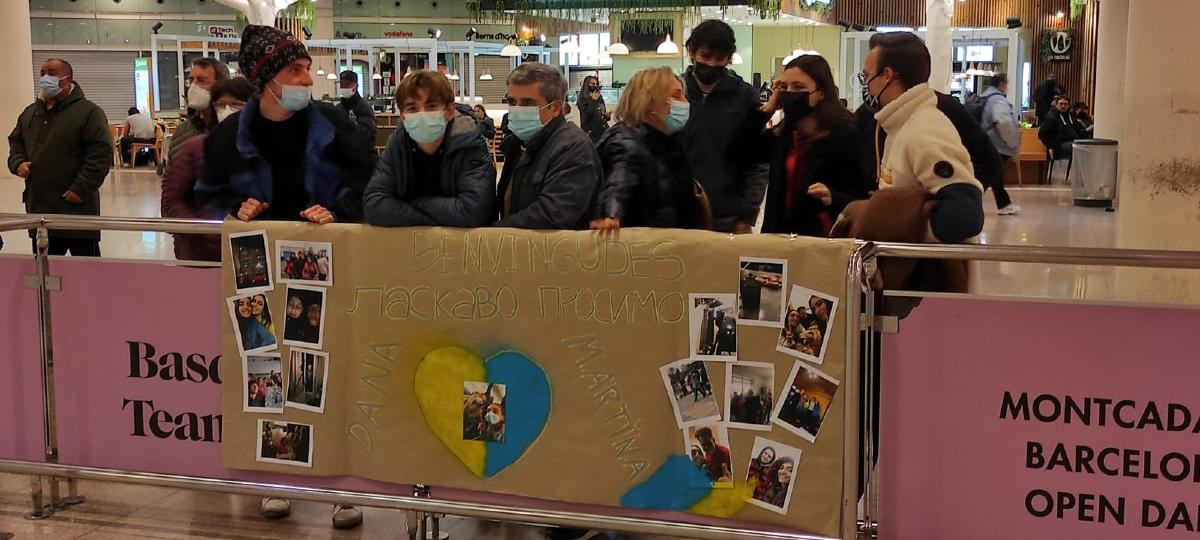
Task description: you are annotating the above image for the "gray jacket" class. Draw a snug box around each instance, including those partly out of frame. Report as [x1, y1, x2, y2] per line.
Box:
[363, 112, 496, 227]
[496, 116, 602, 229]
[980, 87, 1019, 158]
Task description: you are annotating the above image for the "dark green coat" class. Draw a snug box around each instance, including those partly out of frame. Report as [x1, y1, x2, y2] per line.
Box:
[8, 83, 111, 239]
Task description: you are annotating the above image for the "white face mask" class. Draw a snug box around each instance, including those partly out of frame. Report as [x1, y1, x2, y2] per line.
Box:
[215, 105, 239, 123]
[187, 85, 211, 110]
[337, 87, 355, 99]
[485, 412, 501, 425]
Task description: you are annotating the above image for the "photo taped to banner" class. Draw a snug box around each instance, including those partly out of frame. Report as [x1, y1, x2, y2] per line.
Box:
[256, 419, 313, 468]
[659, 358, 721, 428]
[745, 435, 802, 515]
[689, 293, 738, 361]
[277, 240, 333, 287]
[725, 361, 775, 431]
[738, 257, 787, 327]
[227, 293, 278, 355]
[243, 353, 283, 413]
[773, 360, 840, 443]
[283, 285, 327, 349]
[463, 381, 506, 443]
[776, 285, 839, 364]
[682, 423, 734, 488]
[229, 230, 272, 294]
[286, 349, 329, 413]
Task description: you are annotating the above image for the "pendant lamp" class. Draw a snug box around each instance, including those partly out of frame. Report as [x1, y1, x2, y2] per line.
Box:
[657, 34, 679, 55]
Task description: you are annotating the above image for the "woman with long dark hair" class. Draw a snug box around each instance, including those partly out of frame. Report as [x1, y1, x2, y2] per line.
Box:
[760, 55, 874, 237]
[576, 75, 610, 142]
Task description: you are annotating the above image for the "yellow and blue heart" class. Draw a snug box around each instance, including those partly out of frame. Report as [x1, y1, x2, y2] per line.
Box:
[620, 456, 754, 518]
[415, 346, 551, 479]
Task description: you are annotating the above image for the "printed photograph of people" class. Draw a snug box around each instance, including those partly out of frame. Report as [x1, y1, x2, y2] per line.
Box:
[243, 353, 283, 413]
[463, 381, 506, 443]
[257, 420, 313, 467]
[278, 240, 333, 287]
[745, 436, 802, 515]
[777, 285, 839, 364]
[659, 359, 721, 428]
[773, 361, 841, 443]
[683, 424, 733, 488]
[286, 349, 328, 413]
[725, 361, 775, 430]
[229, 230, 271, 294]
[282, 285, 327, 349]
[689, 293, 738, 361]
[737, 258, 787, 327]
[227, 294, 277, 354]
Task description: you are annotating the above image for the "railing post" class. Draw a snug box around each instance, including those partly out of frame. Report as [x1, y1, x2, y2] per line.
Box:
[25, 475, 50, 520]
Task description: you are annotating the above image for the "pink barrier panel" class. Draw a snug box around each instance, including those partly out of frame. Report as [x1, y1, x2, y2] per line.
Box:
[0, 256, 46, 462]
[880, 296, 1200, 540]
[48, 259, 794, 534]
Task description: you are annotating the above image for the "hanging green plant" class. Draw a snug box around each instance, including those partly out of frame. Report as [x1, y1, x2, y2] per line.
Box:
[1070, 0, 1087, 20]
[235, 0, 316, 31]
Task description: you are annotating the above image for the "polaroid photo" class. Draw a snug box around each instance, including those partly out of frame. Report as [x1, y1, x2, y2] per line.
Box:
[463, 381, 506, 443]
[689, 293, 738, 361]
[772, 360, 841, 443]
[285, 348, 329, 413]
[682, 423, 734, 489]
[659, 358, 721, 428]
[227, 293, 279, 355]
[724, 361, 775, 431]
[744, 435, 803, 515]
[242, 353, 284, 413]
[282, 285, 327, 349]
[256, 419, 314, 468]
[229, 230, 272, 294]
[737, 257, 788, 327]
[776, 285, 839, 365]
[277, 240, 333, 287]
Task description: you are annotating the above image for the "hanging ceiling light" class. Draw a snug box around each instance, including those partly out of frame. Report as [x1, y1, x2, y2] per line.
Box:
[326, 72, 338, 80]
[500, 38, 522, 57]
[316, 66, 326, 75]
[559, 37, 580, 54]
[731, 52, 744, 65]
[607, 42, 630, 56]
[479, 71, 493, 81]
[447, 72, 460, 81]
[657, 33, 679, 55]
[372, 72, 383, 80]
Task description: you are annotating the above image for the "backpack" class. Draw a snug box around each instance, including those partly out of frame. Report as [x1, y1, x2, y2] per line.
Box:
[965, 92, 990, 125]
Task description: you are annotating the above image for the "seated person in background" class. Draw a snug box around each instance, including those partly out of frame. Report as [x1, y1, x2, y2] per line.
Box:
[1038, 96, 1082, 159]
[121, 106, 157, 165]
[592, 67, 702, 231]
[162, 76, 256, 261]
[197, 25, 374, 226]
[495, 62, 602, 229]
[1071, 101, 1094, 134]
[363, 70, 495, 227]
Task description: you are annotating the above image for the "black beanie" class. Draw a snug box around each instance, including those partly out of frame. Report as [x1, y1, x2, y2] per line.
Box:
[238, 25, 311, 90]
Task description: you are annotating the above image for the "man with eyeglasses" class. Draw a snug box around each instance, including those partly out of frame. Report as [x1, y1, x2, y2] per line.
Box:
[495, 62, 602, 229]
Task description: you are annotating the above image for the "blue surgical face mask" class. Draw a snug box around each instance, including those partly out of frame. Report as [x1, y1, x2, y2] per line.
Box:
[663, 100, 690, 134]
[509, 102, 555, 142]
[268, 79, 311, 112]
[39, 75, 63, 99]
[403, 110, 448, 146]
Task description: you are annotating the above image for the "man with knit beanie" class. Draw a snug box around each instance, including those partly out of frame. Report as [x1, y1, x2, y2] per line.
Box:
[195, 25, 370, 529]
[197, 24, 373, 227]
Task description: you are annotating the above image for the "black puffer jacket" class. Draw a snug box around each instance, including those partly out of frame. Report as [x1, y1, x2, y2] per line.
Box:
[595, 123, 699, 229]
[578, 95, 609, 142]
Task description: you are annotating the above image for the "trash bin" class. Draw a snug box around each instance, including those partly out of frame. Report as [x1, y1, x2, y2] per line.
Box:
[1068, 139, 1118, 207]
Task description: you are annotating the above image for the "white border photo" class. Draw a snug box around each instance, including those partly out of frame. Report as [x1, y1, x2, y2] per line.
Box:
[737, 257, 788, 327]
[256, 419, 314, 468]
[681, 423, 735, 489]
[227, 294, 279, 355]
[724, 361, 775, 431]
[658, 358, 721, 428]
[229, 230, 272, 294]
[286, 348, 329, 414]
[776, 285, 839, 365]
[277, 240, 333, 287]
[772, 360, 841, 443]
[688, 293, 738, 361]
[242, 353, 284, 413]
[282, 285, 328, 349]
[744, 436, 802, 515]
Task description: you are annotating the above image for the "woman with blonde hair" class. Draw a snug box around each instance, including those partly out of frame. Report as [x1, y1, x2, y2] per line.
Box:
[591, 67, 703, 231]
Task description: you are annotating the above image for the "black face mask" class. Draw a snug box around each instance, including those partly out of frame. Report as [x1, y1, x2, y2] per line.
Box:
[780, 91, 813, 119]
[693, 63, 726, 86]
[587, 86, 599, 93]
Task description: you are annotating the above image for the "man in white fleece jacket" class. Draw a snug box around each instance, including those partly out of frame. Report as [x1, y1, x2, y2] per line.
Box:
[859, 32, 985, 243]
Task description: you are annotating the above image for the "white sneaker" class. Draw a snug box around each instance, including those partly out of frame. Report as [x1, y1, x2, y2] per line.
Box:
[333, 504, 363, 529]
[997, 204, 1022, 215]
[260, 497, 291, 519]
